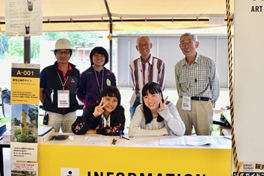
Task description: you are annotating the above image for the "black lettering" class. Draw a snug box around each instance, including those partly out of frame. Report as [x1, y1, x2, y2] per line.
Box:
[116, 173, 125, 176]
[166, 174, 174, 176]
[140, 174, 152, 176]
[157, 174, 162, 176]
[128, 173, 137, 176]
[107, 172, 114, 176]
[251, 6, 263, 12]
[185, 174, 192, 176]
[88, 171, 91, 176]
[95, 172, 103, 176]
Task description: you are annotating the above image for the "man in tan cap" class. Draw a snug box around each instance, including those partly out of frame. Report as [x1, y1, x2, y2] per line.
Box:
[39, 38, 80, 132]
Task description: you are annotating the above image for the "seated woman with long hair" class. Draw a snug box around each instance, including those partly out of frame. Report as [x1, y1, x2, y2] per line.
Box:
[129, 82, 185, 137]
[72, 86, 125, 135]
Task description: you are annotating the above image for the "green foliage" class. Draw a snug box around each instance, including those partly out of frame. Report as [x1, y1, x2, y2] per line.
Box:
[9, 37, 24, 57]
[28, 107, 38, 122]
[16, 134, 37, 143]
[14, 129, 22, 136]
[3, 32, 101, 61]
[43, 31, 99, 48]
[0, 33, 10, 58]
[14, 129, 37, 143]
[212, 124, 219, 131]
[30, 36, 41, 59]
[0, 117, 11, 123]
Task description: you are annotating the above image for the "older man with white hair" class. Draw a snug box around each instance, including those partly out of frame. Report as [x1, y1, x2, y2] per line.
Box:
[175, 33, 220, 136]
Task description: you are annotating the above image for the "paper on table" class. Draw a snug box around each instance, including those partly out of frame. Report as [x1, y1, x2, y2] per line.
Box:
[84, 136, 112, 145]
[159, 136, 212, 146]
[184, 136, 212, 146]
[159, 136, 185, 146]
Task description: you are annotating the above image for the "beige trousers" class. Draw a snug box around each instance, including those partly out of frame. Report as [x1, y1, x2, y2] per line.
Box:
[176, 98, 213, 135]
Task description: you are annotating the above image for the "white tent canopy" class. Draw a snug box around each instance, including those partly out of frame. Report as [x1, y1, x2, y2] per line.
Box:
[0, 0, 234, 32]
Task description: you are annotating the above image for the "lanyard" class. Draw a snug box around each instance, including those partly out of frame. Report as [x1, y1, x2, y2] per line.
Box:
[94, 67, 104, 93]
[57, 71, 69, 90]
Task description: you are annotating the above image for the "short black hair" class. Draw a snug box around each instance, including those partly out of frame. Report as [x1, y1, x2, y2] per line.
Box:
[142, 82, 165, 124]
[90, 46, 109, 66]
[99, 86, 121, 108]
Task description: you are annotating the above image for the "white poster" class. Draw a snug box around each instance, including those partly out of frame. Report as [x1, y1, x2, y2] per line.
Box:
[11, 142, 38, 161]
[234, 0, 264, 174]
[5, 0, 42, 36]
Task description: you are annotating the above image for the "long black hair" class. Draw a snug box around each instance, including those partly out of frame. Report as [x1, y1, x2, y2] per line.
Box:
[98, 86, 121, 113]
[142, 82, 165, 124]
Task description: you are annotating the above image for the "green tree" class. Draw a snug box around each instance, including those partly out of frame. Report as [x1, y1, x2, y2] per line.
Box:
[43, 32, 99, 48]
[30, 36, 41, 59]
[43, 32, 63, 40]
[67, 32, 98, 47]
[8, 37, 24, 57]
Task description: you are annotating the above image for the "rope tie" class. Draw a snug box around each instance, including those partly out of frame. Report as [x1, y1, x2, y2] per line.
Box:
[226, 0, 242, 175]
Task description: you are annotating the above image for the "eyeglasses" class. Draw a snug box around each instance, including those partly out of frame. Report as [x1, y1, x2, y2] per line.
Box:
[137, 43, 150, 48]
[57, 51, 70, 55]
[180, 41, 195, 47]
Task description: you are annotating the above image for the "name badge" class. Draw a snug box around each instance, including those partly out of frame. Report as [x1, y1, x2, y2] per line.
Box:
[182, 95, 191, 111]
[57, 90, 70, 108]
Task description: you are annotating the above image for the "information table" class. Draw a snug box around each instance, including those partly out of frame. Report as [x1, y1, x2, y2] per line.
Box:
[38, 135, 231, 176]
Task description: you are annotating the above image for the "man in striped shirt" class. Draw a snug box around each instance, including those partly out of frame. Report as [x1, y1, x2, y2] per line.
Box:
[129, 36, 166, 120]
[175, 33, 220, 135]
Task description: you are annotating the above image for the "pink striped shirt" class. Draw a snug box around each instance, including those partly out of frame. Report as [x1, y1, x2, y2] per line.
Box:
[130, 55, 166, 95]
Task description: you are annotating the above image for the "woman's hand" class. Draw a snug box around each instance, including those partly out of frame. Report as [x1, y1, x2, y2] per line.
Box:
[158, 96, 168, 112]
[93, 98, 108, 117]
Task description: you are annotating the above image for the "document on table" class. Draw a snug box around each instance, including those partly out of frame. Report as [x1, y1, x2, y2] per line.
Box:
[84, 136, 112, 145]
[159, 136, 212, 146]
[159, 136, 185, 146]
[184, 136, 212, 146]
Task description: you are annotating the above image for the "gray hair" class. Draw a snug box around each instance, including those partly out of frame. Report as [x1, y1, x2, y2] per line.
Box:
[180, 33, 198, 42]
[137, 36, 150, 44]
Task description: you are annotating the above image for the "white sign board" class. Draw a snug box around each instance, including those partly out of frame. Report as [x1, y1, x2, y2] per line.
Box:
[234, 0, 264, 175]
[5, 0, 42, 36]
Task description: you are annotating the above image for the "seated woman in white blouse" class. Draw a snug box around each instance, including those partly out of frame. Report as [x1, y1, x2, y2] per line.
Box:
[129, 82, 186, 137]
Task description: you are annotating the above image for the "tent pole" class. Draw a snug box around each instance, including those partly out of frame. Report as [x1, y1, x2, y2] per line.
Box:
[109, 23, 113, 71]
[104, 0, 113, 71]
[24, 36, 30, 64]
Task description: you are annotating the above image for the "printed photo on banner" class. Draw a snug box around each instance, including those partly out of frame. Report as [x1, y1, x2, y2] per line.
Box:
[11, 162, 38, 176]
[11, 104, 38, 143]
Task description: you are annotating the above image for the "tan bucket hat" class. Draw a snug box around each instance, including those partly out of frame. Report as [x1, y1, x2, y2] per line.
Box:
[51, 38, 75, 51]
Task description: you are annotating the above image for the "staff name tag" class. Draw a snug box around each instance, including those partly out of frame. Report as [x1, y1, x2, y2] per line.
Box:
[57, 90, 70, 108]
[182, 95, 191, 111]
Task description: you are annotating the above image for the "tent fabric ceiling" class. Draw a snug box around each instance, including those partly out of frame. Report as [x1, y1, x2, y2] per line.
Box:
[0, 0, 234, 32]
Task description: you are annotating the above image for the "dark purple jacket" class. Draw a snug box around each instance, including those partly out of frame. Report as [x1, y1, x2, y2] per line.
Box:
[77, 66, 116, 109]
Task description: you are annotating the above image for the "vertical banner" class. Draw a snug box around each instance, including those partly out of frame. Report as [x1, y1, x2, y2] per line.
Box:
[5, 0, 42, 36]
[10, 63, 40, 175]
[11, 63, 40, 105]
[233, 0, 264, 175]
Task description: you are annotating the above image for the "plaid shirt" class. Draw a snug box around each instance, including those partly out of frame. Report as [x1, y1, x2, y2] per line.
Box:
[175, 54, 220, 101]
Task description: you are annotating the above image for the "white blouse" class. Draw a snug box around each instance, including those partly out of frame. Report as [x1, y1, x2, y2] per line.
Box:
[129, 102, 186, 137]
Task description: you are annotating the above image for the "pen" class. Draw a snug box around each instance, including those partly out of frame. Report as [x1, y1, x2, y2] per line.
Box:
[119, 130, 123, 139]
[122, 136, 130, 141]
